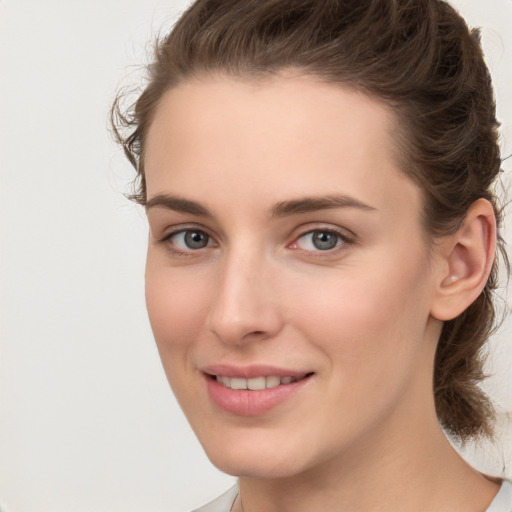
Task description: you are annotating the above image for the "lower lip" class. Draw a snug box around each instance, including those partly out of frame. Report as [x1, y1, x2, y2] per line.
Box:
[205, 375, 312, 416]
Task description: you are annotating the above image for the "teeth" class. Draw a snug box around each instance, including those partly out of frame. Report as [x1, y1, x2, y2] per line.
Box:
[248, 377, 266, 390]
[230, 377, 248, 390]
[215, 375, 305, 390]
[266, 376, 280, 388]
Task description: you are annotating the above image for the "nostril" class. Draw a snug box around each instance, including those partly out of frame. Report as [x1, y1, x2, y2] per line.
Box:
[242, 330, 266, 339]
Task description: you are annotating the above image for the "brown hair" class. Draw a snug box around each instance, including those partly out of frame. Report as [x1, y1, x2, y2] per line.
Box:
[111, 0, 505, 440]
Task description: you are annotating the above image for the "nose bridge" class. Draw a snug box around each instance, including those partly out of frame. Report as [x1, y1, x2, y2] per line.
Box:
[207, 244, 282, 344]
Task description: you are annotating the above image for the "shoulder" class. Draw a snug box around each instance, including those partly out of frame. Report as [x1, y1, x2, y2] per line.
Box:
[191, 486, 239, 512]
[486, 480, 512, 512]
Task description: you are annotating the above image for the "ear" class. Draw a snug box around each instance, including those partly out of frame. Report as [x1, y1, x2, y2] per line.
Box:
[430, 198, 496, 321]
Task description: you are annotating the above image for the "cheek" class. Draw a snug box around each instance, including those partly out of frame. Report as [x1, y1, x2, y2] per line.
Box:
[144, 260, 216, 414]
[291, 256, 432, 379]
[144, 257, 211, 360]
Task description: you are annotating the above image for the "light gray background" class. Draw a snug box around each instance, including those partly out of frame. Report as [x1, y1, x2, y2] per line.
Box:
[0, 1, 511, 511]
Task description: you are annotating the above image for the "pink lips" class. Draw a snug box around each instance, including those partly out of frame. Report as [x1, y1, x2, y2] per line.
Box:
[202, 365, 313, 416]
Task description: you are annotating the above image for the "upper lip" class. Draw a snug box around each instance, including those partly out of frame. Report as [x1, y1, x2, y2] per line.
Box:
[201, 364, 313, 379]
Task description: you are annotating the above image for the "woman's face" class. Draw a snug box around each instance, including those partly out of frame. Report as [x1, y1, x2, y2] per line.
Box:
[144, 74, 444, 478]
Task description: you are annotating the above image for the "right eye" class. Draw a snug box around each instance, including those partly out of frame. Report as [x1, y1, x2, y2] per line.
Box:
[166, 229, 215, 251]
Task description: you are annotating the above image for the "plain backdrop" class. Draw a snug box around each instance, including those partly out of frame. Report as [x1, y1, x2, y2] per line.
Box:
[0, 1, 511, 511]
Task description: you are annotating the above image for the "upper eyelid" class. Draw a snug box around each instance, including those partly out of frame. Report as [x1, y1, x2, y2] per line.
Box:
[159, 223, 216, 241]
[298, 227, 350, 238]
[291, 223, 356, 240]
[293, 229, 349, 246]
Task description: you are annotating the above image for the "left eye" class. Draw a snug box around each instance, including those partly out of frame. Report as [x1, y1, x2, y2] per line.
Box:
[168, 229, 214, 250]
[294, 230, 345, 251]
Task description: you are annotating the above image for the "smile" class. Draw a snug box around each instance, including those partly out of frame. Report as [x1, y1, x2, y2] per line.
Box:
[215, 374, 306, 390]
[204, 370, 314, 416]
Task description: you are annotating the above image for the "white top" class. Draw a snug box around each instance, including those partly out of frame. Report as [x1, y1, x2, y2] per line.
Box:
[487, 480, 512, 512]
[192, 480, 512, 512]
[192, 486, 239, 512]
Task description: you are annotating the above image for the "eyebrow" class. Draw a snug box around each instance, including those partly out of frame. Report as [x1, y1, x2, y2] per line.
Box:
[145, 194, 213, 217]
[270, 194, 376, 217]
[145, 193, 376, 217]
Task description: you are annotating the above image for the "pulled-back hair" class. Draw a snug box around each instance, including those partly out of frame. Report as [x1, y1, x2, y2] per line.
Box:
[111, 0, 505, 440]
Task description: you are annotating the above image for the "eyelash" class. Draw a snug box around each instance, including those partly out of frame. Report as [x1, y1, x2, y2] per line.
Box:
[158, 225, 354, 257]
[159, 227, 217, 256]
[289, 228, 352, 254]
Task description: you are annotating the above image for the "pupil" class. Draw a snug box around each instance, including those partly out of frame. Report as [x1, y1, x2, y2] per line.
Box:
[313, 231, 337, 250]
[185, 231, 208, 249]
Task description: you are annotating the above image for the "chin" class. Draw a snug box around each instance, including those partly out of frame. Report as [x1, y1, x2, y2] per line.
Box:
[198, 429, 317, 479]
[209, 452, 307, 479]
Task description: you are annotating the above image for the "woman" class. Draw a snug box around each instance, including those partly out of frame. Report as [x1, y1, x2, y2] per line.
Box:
[112, 0, 511, 510]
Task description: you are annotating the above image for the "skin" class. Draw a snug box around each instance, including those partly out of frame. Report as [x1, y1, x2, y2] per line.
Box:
[143, 73, 499, 511]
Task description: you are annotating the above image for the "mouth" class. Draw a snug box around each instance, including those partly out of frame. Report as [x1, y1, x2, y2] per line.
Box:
[210, 374, 311, 390]
[202, 368, 314, 416]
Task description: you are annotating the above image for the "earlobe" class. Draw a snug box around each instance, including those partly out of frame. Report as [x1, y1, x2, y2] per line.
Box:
[430, 198, 496, 321]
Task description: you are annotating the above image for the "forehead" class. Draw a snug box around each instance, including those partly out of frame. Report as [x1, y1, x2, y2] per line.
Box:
[146, 73, 397, 165]
[144, 73, 421, 221]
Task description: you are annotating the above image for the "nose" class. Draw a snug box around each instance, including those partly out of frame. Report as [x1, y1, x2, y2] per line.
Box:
[206, 249, 284, 345]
